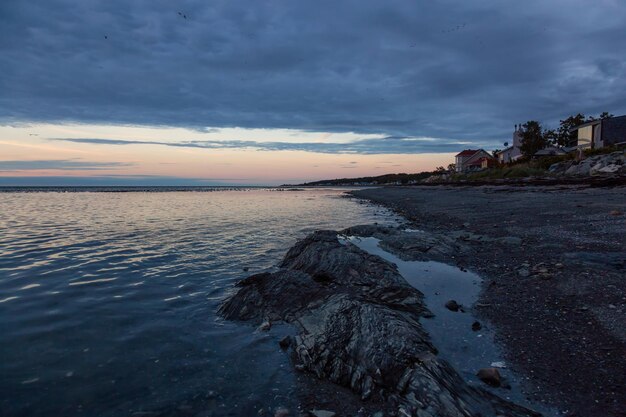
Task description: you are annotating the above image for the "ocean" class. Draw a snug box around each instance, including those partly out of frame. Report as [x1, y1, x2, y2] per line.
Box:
[0, 187, 397, 417]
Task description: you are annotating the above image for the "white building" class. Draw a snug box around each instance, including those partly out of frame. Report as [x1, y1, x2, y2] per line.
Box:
[496, 125, 524, 163]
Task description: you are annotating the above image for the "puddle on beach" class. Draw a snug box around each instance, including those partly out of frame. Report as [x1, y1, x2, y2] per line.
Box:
[343, 235, 560, 417]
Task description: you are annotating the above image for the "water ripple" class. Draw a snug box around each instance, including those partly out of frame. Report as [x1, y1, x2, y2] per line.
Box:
[0, 188, 399, 417]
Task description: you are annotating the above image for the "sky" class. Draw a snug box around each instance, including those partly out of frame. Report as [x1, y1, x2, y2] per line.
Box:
[1, 0, 625, 185]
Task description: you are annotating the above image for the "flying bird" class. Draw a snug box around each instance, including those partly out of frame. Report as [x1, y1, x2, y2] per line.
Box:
[178, 11, 187, 19]
[104, 35, 108, 39]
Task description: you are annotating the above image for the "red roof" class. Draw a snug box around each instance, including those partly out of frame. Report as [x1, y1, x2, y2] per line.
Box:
[455, 149, 479, 157]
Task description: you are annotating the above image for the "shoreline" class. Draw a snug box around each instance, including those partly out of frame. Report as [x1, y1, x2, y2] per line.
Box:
[220, 229, 544, 417]
[349, 185, 626, 417]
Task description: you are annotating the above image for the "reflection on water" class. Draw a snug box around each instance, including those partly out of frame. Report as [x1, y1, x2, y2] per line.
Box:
[0, 188, 397, 417]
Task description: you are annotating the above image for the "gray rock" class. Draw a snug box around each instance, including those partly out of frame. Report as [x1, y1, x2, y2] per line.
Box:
[445, 300, 460, 312]
[220, 230, 540, 417]
[279, 336, 291, 349]
[477, 367, 502, 387]
[311, 410, 336, 417]
[499, 236, 522, 246]
[274, 408, 290, 417]
[343, 224, 467, 262]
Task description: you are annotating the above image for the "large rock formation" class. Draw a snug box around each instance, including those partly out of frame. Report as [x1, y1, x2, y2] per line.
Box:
[219, 230, 540, 417]
[549, 150, 625, 176]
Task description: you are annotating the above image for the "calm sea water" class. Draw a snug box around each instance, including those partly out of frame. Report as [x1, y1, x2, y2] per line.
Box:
[0, 188, 397, 417]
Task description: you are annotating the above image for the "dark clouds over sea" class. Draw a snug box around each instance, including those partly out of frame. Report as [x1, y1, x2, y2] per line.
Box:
[2, 0, 625, 148]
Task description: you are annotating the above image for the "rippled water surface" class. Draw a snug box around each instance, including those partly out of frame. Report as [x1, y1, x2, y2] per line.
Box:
[0, 188, 396, 417]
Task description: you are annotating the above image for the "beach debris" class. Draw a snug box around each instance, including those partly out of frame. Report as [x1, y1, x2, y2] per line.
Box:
[477, 367, 502, 387]
[491, 361, 507, 368]
[445, 299, 460, 312]
[243, 267, 249, 271]
[258, 320, 271, 331]
[517, 268, 530, 277]
[274, 408, 290, 417]
[279, 336, 291, 349]
[311, 410, 336, 417]
[471, 321, 482, 331]
[610, 210, 622, 216]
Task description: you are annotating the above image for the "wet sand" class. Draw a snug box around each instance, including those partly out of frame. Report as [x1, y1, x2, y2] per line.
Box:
[350, 185, 626, 417]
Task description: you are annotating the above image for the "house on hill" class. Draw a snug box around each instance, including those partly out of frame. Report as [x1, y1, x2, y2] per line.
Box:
[495, 125, 524, 163]
[455, 149, 495, 172]
[571, 115, 626, 149]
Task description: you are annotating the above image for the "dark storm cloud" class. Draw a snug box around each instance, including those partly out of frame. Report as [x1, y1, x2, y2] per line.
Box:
[50, 136, 483, 154]
[2, 0, 626, 146]
[0, 159, 133, 171]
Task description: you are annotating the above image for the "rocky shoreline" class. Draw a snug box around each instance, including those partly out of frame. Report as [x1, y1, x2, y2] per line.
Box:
[219, 184, 625, 417]
[348, 185, 626, 417]
[220, 229, 542, 417]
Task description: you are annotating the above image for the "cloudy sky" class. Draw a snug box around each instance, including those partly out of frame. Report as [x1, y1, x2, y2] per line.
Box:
[1, 0, 625, 185]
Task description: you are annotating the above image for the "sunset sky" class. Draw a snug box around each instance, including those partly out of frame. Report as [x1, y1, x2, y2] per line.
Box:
[1, 0, 625, 185]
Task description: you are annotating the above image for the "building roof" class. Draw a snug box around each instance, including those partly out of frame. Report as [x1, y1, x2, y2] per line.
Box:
[534, 147, 567, 156]
[455, 149, 480, 157]
[569, 114, 626, 133]
[569, 119, 602, 132]
[495, 146, 514, 154]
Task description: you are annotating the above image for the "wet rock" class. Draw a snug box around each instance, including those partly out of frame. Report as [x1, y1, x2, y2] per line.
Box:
[342, 224, 467, 262]
[243, 267, 250, 271]
[279, 336, 291, 349]
[274, 408, 290, 417]
[220, 230, 540, 417]
[258, 321, 271, 331]
[445, 299, 460, 312]
[518, 268, 530, 278]
[499, 236, 522, 246]
[310, 410, 336, 417]
[477, 367, 502, 387]
[472, 321, 482, 331]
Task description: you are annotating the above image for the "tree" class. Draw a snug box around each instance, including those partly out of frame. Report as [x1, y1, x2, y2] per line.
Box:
[447, 163, 456, 172]
[556, 113, 586, 147]
[520, 120, 547, 158]
[555, 112, 613, 147]
[543, 128, 558, 146]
